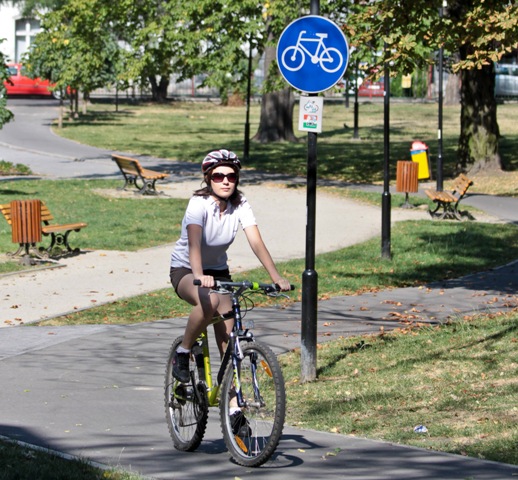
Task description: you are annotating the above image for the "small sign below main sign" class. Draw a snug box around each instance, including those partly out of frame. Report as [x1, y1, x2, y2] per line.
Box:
[298, 96, 324, 133]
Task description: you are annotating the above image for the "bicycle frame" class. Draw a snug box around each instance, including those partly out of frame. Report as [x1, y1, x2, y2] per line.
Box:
[194, 283, 254, 408]
[293, 30, 328, 62]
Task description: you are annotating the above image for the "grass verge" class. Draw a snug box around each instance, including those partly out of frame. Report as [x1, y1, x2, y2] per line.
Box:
[0, 438, 143, 480]
[34, 220, 518, 326]
[281, 309, 518, 465]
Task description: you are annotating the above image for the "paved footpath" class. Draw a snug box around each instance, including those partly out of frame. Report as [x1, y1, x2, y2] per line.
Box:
[0, 99, 517, 479]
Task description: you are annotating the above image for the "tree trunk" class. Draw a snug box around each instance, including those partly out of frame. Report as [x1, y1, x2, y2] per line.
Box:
[149, 75, 170, 102]
[444, 72, 460, 105]
[253, 27, 298, 143]
[457, 64, 501, 173]
[449, 0, 502, 174]
[253, 87, 299, 143]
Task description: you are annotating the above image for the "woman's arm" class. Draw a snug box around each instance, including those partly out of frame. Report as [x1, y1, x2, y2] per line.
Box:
[244, 225, 291, 290]
[187, 224, 214, 287]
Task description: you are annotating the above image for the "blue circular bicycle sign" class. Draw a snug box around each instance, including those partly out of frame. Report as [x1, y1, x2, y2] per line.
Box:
[277, 15, 349, 94]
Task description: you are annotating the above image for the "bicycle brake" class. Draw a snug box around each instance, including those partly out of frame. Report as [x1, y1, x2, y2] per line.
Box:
[267, 291, 290, 299]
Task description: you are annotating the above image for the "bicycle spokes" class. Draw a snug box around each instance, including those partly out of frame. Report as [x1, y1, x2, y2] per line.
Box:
[220, 342, 286, 467]
[165, 337, 208, 452]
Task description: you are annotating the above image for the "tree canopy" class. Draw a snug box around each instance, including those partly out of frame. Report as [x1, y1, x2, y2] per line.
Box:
[4, 0, 518, 170]
[332, 0, 518, 172]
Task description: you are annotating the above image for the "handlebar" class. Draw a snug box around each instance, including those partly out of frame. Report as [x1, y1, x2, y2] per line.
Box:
[193, 279, 295, 293]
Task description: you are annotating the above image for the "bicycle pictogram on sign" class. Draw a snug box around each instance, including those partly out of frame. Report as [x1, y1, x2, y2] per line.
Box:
[280, 30, 344, 74]
[277, 15, 349, 94]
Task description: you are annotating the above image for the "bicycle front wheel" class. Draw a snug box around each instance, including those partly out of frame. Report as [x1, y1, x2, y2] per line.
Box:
[219, 341, 286, 467]
[164, 336, 208, 452]
[281, 46, 305, 72]
[320, 47, 343, 73]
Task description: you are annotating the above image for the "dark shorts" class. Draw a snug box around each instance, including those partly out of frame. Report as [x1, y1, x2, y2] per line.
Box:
[169, 267, 231, 299]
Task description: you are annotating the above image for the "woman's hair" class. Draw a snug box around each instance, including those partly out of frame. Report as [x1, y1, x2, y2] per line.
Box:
[193, 163, 243, 207]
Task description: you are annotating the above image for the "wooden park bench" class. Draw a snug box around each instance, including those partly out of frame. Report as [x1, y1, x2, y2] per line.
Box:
[112, 154, 169, 195]
[0, 200, 87, 256]
[424, 174, 474, 220]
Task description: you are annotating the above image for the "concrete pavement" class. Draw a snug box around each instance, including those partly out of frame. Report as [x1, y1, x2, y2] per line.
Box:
[0, 98, 517, 479]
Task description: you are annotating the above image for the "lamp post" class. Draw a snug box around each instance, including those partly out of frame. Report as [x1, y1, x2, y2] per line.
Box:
[353, 59, 360, 139]
[381, 41, 391, 260]
[437, 1, 447, 192]
[243, 39, 253, 161]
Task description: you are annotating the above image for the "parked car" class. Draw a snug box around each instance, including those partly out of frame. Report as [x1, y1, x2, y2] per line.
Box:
[3, 63, 57, 97]
[495, 63, 518, 98]
[358, 78, 385, 97]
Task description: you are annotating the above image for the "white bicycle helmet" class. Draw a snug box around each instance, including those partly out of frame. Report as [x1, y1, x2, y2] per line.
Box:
[201, 149, 242, 173]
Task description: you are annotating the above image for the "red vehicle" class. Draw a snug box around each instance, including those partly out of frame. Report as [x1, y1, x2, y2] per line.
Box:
[3, 63, 56, 97]
[358, 78, 385, 97]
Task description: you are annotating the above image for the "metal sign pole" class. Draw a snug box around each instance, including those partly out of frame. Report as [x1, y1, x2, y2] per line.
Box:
[276, 1, 347, 383]
[301, 128, 318, 383]
[300, 0, 320, 384]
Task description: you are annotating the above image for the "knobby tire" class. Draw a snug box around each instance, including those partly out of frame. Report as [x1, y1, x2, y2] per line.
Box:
[219, 341, 286, 467]
[164, 336, 208, 452]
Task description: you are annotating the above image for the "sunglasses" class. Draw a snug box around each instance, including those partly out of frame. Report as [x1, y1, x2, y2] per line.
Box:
[211, 172, 238, 183]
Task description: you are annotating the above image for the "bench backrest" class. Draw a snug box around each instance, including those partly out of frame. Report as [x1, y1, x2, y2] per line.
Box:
[112, 155, 143, 175]
[9, 200, 42, 243]
[0, 201, 55, 226]
[0, 203, 12, 225]
[452, 174, 473, 196]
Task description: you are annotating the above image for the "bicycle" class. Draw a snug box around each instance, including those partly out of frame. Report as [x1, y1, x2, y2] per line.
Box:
[280, 30, 343, 73]
[164, 280, 294, 467]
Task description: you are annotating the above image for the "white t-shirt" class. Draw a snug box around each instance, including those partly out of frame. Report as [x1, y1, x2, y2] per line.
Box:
[170, 195, 257, 270]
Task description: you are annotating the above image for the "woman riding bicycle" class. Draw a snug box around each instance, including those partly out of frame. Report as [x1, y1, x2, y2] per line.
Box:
[169, 149, 291, 384]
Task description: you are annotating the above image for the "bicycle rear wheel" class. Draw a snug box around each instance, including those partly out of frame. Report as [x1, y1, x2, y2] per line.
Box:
[219, 341, 286, 467]
[164, 336, 208, 452]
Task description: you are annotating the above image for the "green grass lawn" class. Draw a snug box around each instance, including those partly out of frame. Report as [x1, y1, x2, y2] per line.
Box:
[0, 438, 143, 480]
[0, 179, 187, 273]
[33, 218, 518, 326]
[53, 100, 518, 195]
[282, 309, 518, 465]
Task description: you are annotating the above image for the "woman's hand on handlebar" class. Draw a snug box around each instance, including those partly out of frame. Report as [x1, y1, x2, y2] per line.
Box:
[274, 277, 292, 292]
[193, 275, 215, 288]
